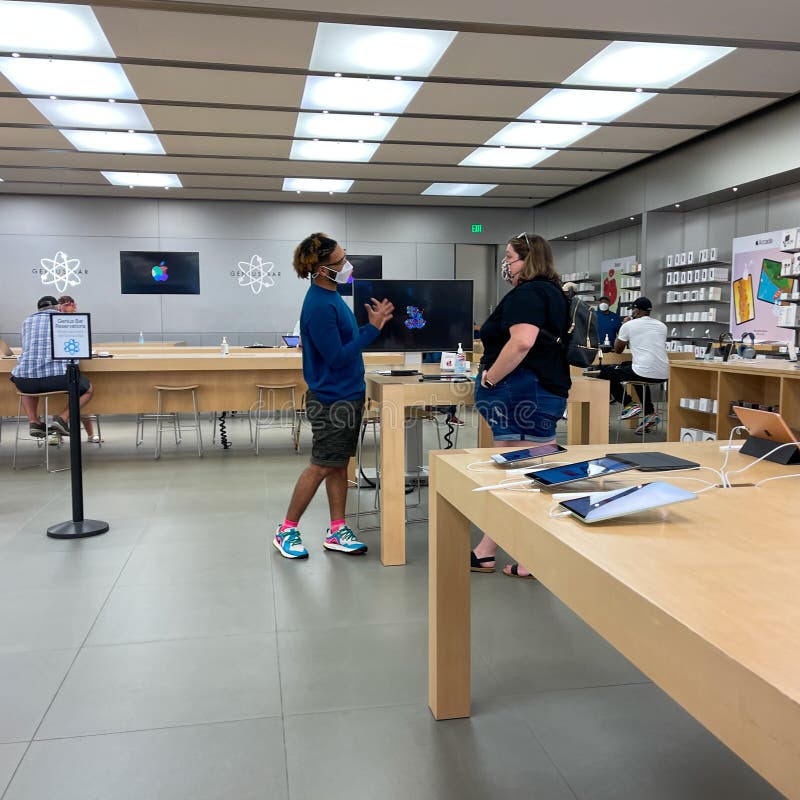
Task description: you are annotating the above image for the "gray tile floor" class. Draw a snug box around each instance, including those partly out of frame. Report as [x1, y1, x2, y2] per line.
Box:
[0, 411, 783, 799]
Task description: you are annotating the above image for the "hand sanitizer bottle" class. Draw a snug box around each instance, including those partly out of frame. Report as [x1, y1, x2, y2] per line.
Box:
[138, 331, 144, 344]
[221, 336, 229, 356]
[455, 342, 466, 374]
[603, 333, 611, 347]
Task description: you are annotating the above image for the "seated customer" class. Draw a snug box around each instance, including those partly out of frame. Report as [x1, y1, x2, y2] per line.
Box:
[593, 296, 668, 433]
[10, 296, 94, 439]
[595, 295, 622, 347]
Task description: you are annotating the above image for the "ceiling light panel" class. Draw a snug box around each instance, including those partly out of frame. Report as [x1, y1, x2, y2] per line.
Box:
[309, 23, 456, 76]
[422, 183, 497, 196]
[459, 148, 555, 168]
[0, 58, 137, 100]
[301, 76, 422, 114]
[289, 139, 379, 162]
[566, 41, 735, 89]
[31, 99, 153, 130]
[283, 178, 354, 193]
[521, 88, 654, 123]
[294, 111, 397, 141]
[0, 1, 114, 56]
[487, 121, 598, 149]
[102, 171, 181, 188]
[61, 129, 165, 154]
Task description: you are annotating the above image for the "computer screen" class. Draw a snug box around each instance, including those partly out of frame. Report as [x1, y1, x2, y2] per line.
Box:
[337, 255, 383, 296]
[353, 279, 473, 352]
[120, 251, 200, 295]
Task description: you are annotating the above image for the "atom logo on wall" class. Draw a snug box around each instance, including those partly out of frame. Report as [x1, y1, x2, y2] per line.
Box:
[39, 251, 82, 293]
[236, 255, 277, 295]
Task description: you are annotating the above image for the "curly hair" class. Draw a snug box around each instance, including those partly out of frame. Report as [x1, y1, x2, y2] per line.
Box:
[508, 233, 561, 285]
[293, 232, 338, 279]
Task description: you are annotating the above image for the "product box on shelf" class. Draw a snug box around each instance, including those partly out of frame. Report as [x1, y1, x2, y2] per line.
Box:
[690, 290, 699, 301]
[666, 272, 674, 286]
[793, 255, 800, 276]
[698, 288, 707, 301]
[710, 247, 718, 260]
[707, 308, 717, 321]
[666, 255, 674, 268]
[699, 249, 709, 262]
[708, 267, 729, 281]
[694, 269, 701, 282]
[701, 268, 709, 281]
[680, 427, 701, 441]
[778, 305, 799, 328]
[687, 251, 695, 264]
[682, 291, 691, 301]
[781, 228, 799, 250]
[708, 287, 723, 301]
[782, 258, 794, 277]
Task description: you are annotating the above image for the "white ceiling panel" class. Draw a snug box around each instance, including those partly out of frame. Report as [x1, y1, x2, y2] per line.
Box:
[96, 8, 317, 69]
[125, 66, 305, 107]
[431, 34, 609, 82]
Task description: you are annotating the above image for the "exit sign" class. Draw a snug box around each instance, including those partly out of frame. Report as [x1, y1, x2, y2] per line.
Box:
[471, 224, 483, 233]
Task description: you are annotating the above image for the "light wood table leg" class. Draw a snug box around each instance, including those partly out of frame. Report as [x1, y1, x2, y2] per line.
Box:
[428, 460, 471, 720]
[477, 414, 492, 447]
[379, 384, 406, 566]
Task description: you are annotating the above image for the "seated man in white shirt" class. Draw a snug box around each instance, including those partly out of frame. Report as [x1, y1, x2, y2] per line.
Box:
[594, 296, 669, 434]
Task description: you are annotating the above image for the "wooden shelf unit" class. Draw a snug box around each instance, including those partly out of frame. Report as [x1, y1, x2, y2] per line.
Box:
[667, 360, 800, 442]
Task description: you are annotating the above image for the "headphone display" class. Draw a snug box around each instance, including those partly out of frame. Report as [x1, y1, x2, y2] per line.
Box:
[739, 332, 756, 359]
[718, 331, 734, 361]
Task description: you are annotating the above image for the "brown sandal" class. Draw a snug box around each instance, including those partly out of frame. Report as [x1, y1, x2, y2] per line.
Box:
[502, 563, 535, 580]
[470, 551, 496, 573]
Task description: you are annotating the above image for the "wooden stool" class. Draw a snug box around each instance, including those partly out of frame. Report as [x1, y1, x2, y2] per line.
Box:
[252, 383, 298, 455]
[152, 385, 203, 459]
[12, 390, 69, 473]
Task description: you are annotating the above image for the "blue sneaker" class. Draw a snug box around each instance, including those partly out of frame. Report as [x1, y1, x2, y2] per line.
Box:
[273, 526, 308, 559]
[323, 525, 367, 555]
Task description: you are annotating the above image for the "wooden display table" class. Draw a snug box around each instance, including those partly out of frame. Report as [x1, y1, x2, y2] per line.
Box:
[366, 373, 609, 566]
[668, 358, 800, 441]
[428, 441, 800, 799]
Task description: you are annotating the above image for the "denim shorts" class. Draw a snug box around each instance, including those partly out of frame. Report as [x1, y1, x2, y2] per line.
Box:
[474, 368, 566, 442]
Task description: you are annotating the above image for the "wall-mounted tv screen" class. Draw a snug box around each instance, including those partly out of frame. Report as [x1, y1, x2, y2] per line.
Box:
[120, 251, 200, 295]
[337, 255, 383, 296]
[353, 279, 473, 352]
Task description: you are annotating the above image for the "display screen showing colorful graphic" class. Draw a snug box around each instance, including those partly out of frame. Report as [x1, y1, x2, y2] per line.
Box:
[733, 275, 755, 325]
[756, 258, 793, 304]
[120, 251, 200, 294]
[353, 279, 473, 352]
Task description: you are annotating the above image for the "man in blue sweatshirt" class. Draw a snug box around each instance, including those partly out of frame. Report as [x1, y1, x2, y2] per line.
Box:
[274, 233, 394, 559]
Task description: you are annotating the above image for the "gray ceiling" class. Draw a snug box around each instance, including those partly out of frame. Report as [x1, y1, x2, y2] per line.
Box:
[0, 0, 798, 207]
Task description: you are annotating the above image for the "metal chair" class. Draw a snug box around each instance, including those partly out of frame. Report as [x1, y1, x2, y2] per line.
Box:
[149, 385, 203, 459]
[12, 390, 69, 472]
[252, 383, 300, 455]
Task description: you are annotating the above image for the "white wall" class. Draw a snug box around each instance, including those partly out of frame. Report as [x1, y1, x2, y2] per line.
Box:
[0, 196, 530, 345]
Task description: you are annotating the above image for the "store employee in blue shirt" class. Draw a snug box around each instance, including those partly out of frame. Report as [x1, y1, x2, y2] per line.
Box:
[596, 295, 622, 347]
[274, 233, 394, 560]
[10, 295, 94, 438]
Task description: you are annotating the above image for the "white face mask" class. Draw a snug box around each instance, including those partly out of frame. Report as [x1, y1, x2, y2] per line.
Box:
[599, 302, 609, 312]
[319, 260, 353, 284]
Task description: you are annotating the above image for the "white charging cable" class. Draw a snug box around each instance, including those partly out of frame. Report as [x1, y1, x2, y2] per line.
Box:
[724, 440, 800, 482]
[719, 425, 748, 487]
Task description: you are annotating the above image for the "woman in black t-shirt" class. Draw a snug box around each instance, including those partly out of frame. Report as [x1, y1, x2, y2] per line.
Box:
[471, 232, 571, 578]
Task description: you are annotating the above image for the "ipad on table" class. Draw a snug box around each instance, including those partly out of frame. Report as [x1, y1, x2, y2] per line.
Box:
[526, 456, 637, 490]
[605, 451, 700, 472]
[558, 482, 697, 524]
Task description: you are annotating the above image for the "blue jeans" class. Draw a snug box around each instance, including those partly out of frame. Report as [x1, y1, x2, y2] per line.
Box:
[475, 368, 566, 442]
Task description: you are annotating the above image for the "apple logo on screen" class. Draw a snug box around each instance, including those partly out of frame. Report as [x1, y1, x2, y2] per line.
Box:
[151, 261, 169, 282]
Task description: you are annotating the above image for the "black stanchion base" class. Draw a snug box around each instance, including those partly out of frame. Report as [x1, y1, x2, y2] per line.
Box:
[47, 519, 110, 539]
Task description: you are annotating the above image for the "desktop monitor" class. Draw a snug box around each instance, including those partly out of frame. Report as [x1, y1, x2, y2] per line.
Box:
[353, 279, 474, 352]
[120, 251, 200, 294]
[337, 255, 383, 296]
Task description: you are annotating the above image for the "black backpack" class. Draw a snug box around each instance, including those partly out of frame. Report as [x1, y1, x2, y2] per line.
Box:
[541, 296, 600, 368]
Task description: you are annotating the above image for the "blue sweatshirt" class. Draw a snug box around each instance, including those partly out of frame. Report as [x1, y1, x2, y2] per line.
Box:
[300, 283, 379, 402]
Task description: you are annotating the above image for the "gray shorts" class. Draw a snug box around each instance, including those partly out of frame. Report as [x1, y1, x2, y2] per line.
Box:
[306, 390, 365, 468]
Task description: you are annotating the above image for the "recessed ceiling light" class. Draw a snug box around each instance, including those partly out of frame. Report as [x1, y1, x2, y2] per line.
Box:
[294, 111, 397, 142]
[422, 183, 498, 197]
[394, 75, 402, 81]
[487, 121, 597, 149]
[563, 235, 568, 239]
[31, 99, 153, 130]
[102, 171, 182, 188]
[289, 139, 379, 162]
[107, 98, 115, 103]
[566, 41, 735, 89]
[282, 178, 354, 193]
[11, 52, 20, 58]
[459, 147, 555, 168]
[0, 1, 114, 57]
[62, 129, 165, 154]
[0, 58, 137, 100]
[732, 186, 739, 192]
[630, 216, 635, 220]
[301, 75, 422, 114]
[334, 72, 342, 77]
[675, 203, 681, 208]
[48, 95, 56, 100]
[521, 88, 654, 123]
[309, 23, 456, 76]
[0, 177, 4, 182]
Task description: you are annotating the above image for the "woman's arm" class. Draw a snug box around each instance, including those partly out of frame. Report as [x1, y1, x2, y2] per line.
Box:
[482, 323, 538, 386]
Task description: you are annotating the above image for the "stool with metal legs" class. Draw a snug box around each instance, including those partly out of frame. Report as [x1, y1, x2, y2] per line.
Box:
[615, 380, 667, 442]
[12, 390, 69, 472]
[252, 383, 298, 455]
[355, 400, 382, 530]
[82, 414, 102, 446]
[152, 385, 203, 459]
